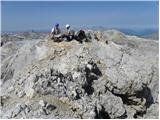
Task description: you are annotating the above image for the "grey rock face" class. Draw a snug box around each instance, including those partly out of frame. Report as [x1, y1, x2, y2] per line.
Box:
[98, 92, 126, 118]
[2, 103, 31, 118]
[0, 30, 158, 119]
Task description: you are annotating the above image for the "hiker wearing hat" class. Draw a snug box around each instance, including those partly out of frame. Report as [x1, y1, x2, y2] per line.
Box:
[62, 24, 75, 41]
[50, 23, 61, 40]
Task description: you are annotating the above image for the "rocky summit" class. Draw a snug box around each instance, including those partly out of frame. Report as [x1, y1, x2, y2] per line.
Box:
[0, 30, 159, 119]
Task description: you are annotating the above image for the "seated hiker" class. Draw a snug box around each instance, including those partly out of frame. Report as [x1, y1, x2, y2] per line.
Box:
[50, 23, 62, 42]
[75, 29, 88, 43]
[62, 24, 75, 41]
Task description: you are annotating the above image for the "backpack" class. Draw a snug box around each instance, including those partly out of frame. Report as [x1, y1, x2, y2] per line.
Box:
[77, 30, 86, 40]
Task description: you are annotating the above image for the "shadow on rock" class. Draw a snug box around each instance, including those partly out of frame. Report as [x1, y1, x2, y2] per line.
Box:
[111, 85, 154, 118]
[82, 61, 102, 95]
[95, 106, 110, 119]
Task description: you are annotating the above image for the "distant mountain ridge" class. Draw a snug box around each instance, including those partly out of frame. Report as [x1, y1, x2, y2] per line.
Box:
[2, 27, 159, 40]
[141, 32, 159, 40]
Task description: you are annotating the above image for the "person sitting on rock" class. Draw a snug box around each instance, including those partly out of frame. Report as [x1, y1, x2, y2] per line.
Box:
[62, 24, 75, 41]
[50, 23, 62, 42]
[74, 29, 90, 43]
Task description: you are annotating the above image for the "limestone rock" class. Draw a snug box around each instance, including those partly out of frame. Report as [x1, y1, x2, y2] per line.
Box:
[1, 30, 158, 119]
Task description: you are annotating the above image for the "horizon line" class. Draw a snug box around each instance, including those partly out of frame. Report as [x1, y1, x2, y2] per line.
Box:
[1, 26, 159, 34]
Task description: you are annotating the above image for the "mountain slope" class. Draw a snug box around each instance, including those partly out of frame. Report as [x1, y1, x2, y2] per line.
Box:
[0, 30, 159, 119]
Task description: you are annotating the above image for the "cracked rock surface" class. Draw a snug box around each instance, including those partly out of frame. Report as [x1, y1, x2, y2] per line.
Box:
[1, 30, 159, 119]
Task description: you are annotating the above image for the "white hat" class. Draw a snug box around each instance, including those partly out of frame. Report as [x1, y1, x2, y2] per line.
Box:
[66, 24, 70, 28]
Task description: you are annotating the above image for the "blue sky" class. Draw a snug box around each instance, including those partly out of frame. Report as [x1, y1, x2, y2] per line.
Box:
[1, 1, 159, 32]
